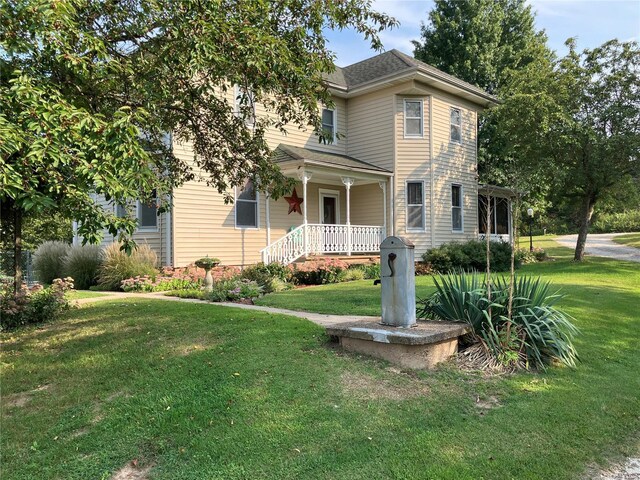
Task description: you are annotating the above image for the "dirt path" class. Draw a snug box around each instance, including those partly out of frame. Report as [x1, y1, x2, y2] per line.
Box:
[556, 233, 640, 263]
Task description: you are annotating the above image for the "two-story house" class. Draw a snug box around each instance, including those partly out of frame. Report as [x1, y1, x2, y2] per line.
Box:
[86, 49, 514, 267]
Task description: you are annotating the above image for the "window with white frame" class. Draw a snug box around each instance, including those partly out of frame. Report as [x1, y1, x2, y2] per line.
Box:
[321, 108, 336, 142]
[407, 181, 425, 230]
[234, 84, 255, 126]
[450, 107, 462, 143]
[235, 180, 258, 228]
[404, 100, 423, 137]
[451, 184, 463, 232]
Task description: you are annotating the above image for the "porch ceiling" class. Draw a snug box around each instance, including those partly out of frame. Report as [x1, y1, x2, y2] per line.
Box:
[273, 144, 392, 184]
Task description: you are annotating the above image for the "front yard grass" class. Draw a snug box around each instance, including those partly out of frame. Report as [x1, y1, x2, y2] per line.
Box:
[66, 290, 109, 300]
[612, 232, 640, 248]
[1, 236, 639, 479]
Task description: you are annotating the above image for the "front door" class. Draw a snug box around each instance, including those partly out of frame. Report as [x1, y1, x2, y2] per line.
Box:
[320, 191, 340, 224]
[318, 190, 341, 253]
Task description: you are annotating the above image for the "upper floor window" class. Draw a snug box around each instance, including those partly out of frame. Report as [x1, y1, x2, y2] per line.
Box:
[234, 84, 255, 126]
[450, 107, 462, 143]
[451, 184, 463, 232]
[321, 108, 336, 142]
[407, 181, 425, 230]
[404, 100, 423, 137]
[235, 180, 258, 228]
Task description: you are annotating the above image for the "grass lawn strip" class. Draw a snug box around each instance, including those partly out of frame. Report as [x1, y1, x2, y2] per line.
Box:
[612, 233, 640, 249]
[1, 236, 638, 479]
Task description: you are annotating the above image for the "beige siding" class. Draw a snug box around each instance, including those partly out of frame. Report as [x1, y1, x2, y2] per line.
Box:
[393, 95, 432, 254]
[430, 95, 478, 247]
[349, 183, 385, 227]
[346, 89, 394, 170]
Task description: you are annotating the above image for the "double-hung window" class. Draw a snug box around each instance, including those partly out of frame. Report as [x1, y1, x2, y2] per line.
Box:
[234, 84, 256, 126]
[407, 181, 425, 230]
[321, 108, 336, 142]
[451, 184, 463, 232]
[138, 194, 158, 229]
[450, 107, 462, 143]
[404, 100, 423, 137]
[235, 180, 258, 228]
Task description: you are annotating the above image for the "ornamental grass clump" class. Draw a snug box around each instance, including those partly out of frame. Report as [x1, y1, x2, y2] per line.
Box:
[33, 241, 71, 284]
[418, 272, 579, 371]
[97, 243, 158, 290]
[63, 244, 103, 289]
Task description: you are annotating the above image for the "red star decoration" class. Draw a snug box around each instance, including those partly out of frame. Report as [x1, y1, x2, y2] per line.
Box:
[284, 188, 304, 215]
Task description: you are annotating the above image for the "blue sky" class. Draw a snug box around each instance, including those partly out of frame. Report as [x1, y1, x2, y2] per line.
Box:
[325, 0, 640, 67]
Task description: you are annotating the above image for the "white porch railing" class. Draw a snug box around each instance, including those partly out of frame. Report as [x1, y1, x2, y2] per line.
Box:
[260, 224, 385, 264]
[479, 233, 511, 243]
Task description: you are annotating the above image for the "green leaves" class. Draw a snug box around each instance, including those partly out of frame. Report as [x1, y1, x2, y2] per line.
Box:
[419, 272, 579, 370]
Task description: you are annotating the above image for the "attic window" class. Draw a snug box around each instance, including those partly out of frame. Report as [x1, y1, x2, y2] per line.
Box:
[450, 107, 462, 143]
[404, 100, 423, 137]
[234, 84, 255, 126]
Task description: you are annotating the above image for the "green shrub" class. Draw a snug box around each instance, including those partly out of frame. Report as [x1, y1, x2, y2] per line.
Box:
[63, 244, 102, 289]
[591, 210, 640, 233]
[349, 263, 380, 279]
[33, 241, 71, 284]
[342, 268, 366, 282]
[97, 243, 158, 290]
[291, 258, 349, 285]
[241, 262, 292, 292]
[204, 278, 262, 302]
[516, 247, 548, 265]
[422, 240, 519, 273]
[264, 277, 293, 293]
[1, 278, 73, 331]
[418, 272, 579, 370]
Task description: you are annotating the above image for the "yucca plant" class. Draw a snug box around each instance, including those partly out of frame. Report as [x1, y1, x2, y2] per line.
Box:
[418, 272, 579, 370]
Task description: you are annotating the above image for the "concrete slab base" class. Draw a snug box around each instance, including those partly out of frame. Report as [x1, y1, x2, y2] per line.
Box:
[326, 321, 471, 370]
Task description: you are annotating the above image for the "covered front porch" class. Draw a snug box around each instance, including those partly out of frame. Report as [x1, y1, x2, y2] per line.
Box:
[262, 144, 392, 264]
[478, 185, 517, 243]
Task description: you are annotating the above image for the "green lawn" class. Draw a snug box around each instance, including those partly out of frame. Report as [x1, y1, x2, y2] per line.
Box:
[1, 237, 639, 479]
[612, 232, 640, 249]
[66, 290, 109, 300]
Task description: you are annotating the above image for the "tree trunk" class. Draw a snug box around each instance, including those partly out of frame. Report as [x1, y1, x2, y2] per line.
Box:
[574, 195, 595, 261]
[14, 207, 23, 293]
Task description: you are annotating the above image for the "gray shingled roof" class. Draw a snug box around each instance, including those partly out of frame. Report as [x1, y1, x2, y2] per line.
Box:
[273, 144, 392, 174]
[325, 49, 496, 103]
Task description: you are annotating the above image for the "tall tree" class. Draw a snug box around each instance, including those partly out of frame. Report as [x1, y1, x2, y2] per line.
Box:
[492, 39, 640, 260]
[0, 0, 396, 287]
[412, 0, 551, 189]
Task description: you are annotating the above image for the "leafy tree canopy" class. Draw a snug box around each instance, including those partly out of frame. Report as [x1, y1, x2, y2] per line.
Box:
[1, 0, 397, 250]
[491, 39, 640, 259]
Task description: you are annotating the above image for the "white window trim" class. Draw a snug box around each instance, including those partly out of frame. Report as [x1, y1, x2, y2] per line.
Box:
[235, 183, 260, 230]
[404, 99, 424, 139]
[450, 106, 462, 144]
[234, 84, 256, 127]
[318, 188, 341, 224]
[451, 183, 464, 233]
[406, 180, 426, 232]
[321, 107, 337, 144]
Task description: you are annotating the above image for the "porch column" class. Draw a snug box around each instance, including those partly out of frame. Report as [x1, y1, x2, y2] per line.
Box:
[298, 170, 312, 255]
[342, 177, 354, 255]
[379, 181, 387, 239]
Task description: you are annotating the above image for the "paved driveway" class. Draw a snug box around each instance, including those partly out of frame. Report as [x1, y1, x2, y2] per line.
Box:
[556, 233, 640, 263]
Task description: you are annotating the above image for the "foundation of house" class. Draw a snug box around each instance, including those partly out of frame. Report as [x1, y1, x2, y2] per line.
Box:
[326, 321, 471, 370]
